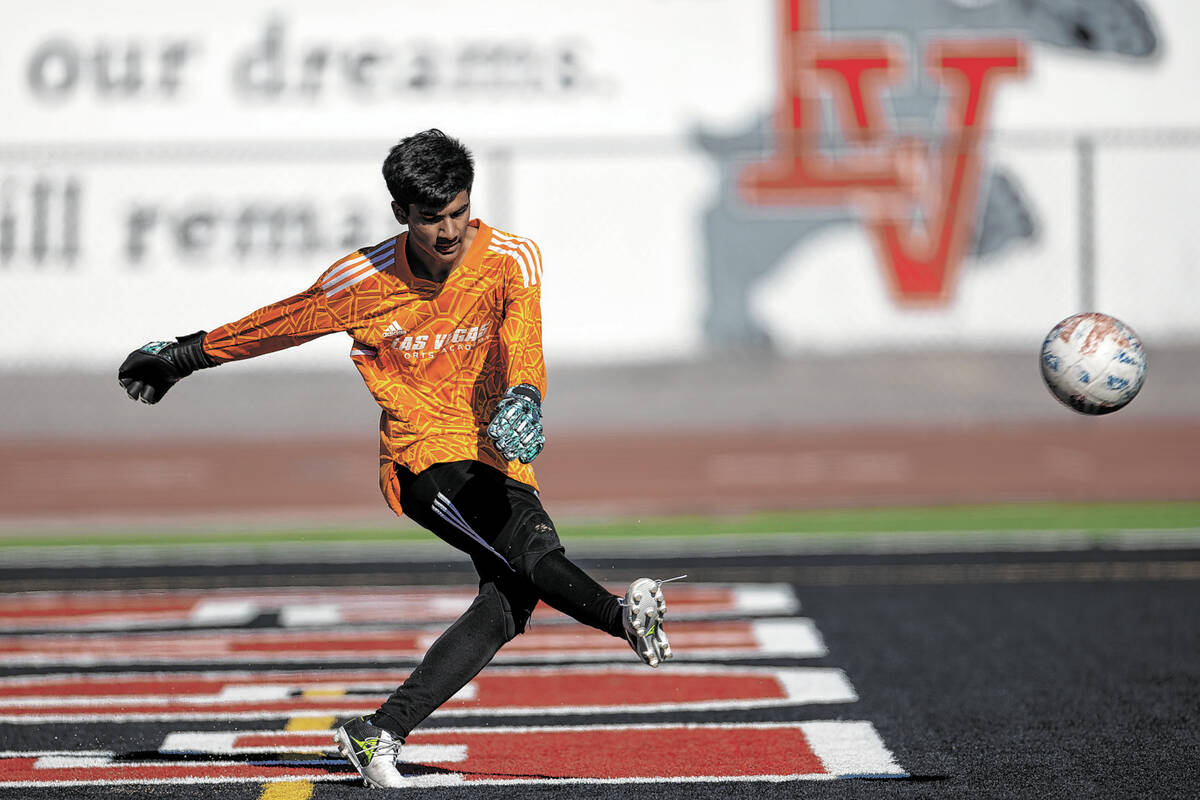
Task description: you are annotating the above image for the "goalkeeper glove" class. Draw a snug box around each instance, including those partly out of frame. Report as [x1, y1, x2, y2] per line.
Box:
[118, 331, 216, 404]
[487, 384, 546, 464]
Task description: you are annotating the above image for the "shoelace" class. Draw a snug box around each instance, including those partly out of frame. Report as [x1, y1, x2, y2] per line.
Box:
[356, 735, 403, 762]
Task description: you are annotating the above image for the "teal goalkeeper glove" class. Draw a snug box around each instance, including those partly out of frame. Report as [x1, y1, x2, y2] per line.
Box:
[487, 384, 546, 464]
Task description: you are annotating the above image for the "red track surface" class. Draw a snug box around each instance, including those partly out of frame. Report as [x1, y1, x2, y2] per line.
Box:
[3, 421, 1198, 524]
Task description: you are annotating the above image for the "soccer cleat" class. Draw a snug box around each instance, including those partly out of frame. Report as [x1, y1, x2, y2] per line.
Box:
[621, 576, 682, 668]
[333, 715, 405, 789]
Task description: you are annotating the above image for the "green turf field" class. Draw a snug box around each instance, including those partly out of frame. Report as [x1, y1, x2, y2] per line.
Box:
[3, 501, 1199, 550]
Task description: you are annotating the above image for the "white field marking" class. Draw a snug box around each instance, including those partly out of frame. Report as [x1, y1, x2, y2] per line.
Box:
[329, 774, 849, 788]
[2, 709, 382, 724]
[397, 745, 468, 764]
[0, 695, 858, 723]
[27, 667, 853, 722]
[752, 618, 828, 657]
[169, 720, 892, 738]
[0, 777, 361, 788]
[429, 597, 471, 617]
[0, 615, 185, 634]
[160, 732, 238, 753]
[491, 620, 819, 648]
[133, 681, 478, 707]
[0, 665, 851, 722]
[422, 619, 830, 659]
[0, 662, 827, 687]
[777, 668, 858, 704]
[0, 695, 225, 708]
[284, 772, 872, 789]
[278, 604, 342, 627]
[448, 683, 477, 701]
[733, 584, 800, 615]
[0, 583, 801, 633]
[0, 750, 112, 758]
[400, 721, 839, 735]
[216, 685, 293, 702]
[188, 600, 260, 627]
[159, 734, 466, 763]
[0, 684, 389, 708]
[170, 722, 902, 773]
[34, 755, 115, 769]
[0, 662, 817, 686]
[8, 691, 863, 723]
[800, 721, 907, 777]
[0, 620, 828, 667]
[30, 755, 348, 770]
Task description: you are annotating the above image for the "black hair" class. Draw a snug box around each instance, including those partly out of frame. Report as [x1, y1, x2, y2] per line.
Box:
[382, 129, 475, 209]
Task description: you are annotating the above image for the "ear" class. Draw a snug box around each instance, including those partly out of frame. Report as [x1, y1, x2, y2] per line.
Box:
[391, 201, 409, 226]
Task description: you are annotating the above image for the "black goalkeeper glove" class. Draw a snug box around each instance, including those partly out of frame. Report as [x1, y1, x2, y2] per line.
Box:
[487, 384, 546, 464]
[118, 331, 216, 404]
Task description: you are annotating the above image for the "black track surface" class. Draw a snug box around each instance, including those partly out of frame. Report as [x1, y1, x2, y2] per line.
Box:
[1, 547, 1197, 799]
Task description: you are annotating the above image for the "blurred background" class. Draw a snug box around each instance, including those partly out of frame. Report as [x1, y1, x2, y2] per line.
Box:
[1, 0, 1198, 540]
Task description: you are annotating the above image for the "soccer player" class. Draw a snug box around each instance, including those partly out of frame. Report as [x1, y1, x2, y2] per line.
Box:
[117, 129, 675, 789]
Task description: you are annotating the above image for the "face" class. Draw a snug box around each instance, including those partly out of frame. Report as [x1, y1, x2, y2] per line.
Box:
[393, 190, 472, 272]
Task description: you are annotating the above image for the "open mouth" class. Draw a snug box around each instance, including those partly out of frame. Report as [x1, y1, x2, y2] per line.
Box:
[434, 240, 459, 255]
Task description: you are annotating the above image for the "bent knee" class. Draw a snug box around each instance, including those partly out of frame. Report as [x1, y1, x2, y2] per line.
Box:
[478, 581, 535, 640]
[494, 509, 564, 582]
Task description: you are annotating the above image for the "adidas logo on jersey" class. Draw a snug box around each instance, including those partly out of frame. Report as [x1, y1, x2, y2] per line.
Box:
[383, 321, 407, 339]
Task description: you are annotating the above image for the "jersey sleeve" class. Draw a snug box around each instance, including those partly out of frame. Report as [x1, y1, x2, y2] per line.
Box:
[202, 278, 346, 363]
[498, 239, 547, 399]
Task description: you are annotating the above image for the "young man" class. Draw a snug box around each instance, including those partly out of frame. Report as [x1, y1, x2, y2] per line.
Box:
[117, 129, 675, 789]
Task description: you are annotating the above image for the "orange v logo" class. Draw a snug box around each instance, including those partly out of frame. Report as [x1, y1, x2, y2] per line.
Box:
[739, 0, 1027, 303]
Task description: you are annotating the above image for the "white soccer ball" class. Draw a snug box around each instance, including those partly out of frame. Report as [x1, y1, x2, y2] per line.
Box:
[1040, 312, 1147, 415]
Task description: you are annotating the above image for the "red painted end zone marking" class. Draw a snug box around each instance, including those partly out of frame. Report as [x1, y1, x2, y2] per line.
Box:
[0, 722, 907, 786]
[0, 584, 797, 630]
[0, 619, 823, 666]
[0, 665, 856, 721]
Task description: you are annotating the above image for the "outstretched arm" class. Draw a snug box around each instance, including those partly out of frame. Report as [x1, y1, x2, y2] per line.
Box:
[118, 282, 344, 404]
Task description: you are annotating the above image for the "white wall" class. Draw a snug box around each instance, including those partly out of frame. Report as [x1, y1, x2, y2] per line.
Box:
[1, 0, 1197, 369]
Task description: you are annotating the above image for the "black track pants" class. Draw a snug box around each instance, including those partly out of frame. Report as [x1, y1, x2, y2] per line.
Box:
[371, 461, 625, 739]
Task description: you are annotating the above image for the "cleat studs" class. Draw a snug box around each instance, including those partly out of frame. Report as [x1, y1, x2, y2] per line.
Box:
[633, 592, 642, 603]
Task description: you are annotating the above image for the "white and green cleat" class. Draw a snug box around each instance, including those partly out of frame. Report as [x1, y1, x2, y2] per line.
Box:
[622, 576, 684, 668]
[333, 715, 405, 789]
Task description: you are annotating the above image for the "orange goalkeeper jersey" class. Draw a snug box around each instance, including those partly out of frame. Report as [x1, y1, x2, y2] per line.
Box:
[202, 220, 546, 516]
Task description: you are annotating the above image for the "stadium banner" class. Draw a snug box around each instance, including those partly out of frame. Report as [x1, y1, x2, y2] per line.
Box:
[2, 0, 1198, 368]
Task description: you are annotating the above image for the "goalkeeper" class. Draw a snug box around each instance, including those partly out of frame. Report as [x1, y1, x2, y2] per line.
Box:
[118, 129, 674, 789]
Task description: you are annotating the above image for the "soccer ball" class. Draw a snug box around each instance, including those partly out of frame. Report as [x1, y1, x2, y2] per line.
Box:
[1040, 312, 1147, 415]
